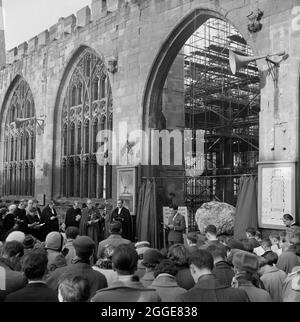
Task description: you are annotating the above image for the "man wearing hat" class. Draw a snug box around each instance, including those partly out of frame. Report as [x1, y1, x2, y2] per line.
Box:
[23, 235, 36, 256]
[97, 222, 132, 260]
[232, 251, 272, 302]
[46, 236, 107, 298]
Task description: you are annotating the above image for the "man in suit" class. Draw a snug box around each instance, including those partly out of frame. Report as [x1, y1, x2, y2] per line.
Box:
[5, 250, 58, 302]
[40, 200, 59, 241]
[111, 200, 133, 241]
[64, 201, 82, 229]
[166, 205, 186, 247]
[177, 249, 250, 302]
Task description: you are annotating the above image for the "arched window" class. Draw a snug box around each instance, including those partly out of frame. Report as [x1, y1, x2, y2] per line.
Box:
[60, 48, 113, 199]
[2, 78, 36, 197]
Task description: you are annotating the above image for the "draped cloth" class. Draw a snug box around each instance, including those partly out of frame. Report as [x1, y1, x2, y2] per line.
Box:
[234, 176, 258, 240]
[136, 180, 159, 248]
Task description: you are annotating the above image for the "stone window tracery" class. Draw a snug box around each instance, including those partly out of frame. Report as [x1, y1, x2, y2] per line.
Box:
[3, 78, 36, 197]
[61, 48, 113, 199]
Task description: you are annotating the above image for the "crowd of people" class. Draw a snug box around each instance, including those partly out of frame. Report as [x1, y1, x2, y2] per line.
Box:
[1, 199, 300, 302]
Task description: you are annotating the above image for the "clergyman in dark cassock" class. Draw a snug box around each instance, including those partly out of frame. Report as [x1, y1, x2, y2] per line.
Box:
[111, 200, 133, 241]
[65, 201, 82, 229]
[79, 200, 104, 259]
[40, 201, 59, 241]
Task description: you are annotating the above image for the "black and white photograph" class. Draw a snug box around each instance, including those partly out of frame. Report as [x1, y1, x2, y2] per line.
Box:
[0, 0, 300, 314]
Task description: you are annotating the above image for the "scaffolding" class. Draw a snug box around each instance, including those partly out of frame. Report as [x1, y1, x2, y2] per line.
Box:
[182, 18, 260, 219]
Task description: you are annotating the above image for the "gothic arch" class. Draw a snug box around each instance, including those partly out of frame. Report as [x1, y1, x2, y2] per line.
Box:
[0, 76, 36, 197]
[52, 46, 113, 200]
[142, 8, 256, 131]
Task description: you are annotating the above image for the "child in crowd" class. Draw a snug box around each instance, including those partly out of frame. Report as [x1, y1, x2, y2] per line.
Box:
[269, 232, 282, 256]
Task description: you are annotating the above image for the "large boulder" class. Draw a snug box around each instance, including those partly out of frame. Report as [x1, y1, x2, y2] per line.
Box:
[195, 201, 236, 235]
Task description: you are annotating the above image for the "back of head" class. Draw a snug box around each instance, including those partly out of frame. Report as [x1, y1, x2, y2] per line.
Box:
[167, 244, 189, 267]
[263, 251, 278, 265]
[23, 235, 36, 250]
[206, 244, 226, 261]
[187, 232, 198, 245]
[205, 225, 217, 236]
[58, 276, 91, 302]
[109, 221, 122, 234]
[112, 244, 138, 275]
[3, 241, 24, 258]
[65, 227, 80, 240]
[142, 249, 163, 268]
[73, 236, 95, 260]
[153, 259, 178, 278]
[227, 239, 245, 251]
[188, 250, 214, 271]
[22, 249, 48, 280]
[96, 245, 115, 269]
[45, 232, 64, 252]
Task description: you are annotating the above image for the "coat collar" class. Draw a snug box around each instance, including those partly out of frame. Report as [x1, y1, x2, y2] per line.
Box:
[215, 261, 232, 269]
[262, 266, 281, 275]
[97, 279, 156, 292]
[151, 274, 179, 287]
[107, 234, 122, 239]
[195, 274, 229, 290]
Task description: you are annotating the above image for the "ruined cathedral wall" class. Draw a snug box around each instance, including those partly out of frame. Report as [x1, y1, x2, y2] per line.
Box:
[0, 0, 298, 204]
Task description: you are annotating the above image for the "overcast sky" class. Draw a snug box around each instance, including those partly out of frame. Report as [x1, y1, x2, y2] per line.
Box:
[3, 0, 91, 50]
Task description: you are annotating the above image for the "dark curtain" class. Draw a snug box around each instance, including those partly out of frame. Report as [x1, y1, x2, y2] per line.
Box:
[136, 180, 159, 248]
[234, 176, 258, 240]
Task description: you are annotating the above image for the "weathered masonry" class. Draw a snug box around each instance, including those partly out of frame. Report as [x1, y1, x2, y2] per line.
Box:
[0, 0, 299, 227]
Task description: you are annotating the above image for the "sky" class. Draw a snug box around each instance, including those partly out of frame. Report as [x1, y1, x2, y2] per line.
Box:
[2, 0, 92, 50]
